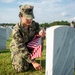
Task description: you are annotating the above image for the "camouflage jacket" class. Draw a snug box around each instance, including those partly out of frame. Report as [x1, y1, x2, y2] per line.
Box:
[10, 21, 40, 63]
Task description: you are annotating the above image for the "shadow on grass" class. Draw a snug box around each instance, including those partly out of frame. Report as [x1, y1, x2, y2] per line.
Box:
[36, 59, 45, 69]
[0, 49, 10, 53]
[43, 45, 46, 50]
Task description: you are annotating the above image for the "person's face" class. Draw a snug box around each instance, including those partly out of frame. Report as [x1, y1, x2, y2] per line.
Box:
[21, 16, 32, 26]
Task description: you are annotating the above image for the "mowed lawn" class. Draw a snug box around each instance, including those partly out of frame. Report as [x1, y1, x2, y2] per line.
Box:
[0, 35, 75, 75]
[0, 35, 46, 75]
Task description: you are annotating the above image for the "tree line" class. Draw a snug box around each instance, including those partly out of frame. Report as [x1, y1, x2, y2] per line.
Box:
[40, 21, 73, 29]
[0, 21, 75, 28]
[0, 23, 15, 26]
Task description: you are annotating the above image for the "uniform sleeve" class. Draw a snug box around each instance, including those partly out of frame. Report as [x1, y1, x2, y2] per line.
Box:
[35, 22, 40, 34]
[12, 25, 33, 63]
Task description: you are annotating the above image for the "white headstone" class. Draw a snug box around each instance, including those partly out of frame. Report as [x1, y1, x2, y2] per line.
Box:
[46, 26, 75, 75]
[6, 27, 12, 40]
[0, 28, 6, 50]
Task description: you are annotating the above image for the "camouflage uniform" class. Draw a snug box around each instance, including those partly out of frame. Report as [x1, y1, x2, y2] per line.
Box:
[10, 21, 40, 72]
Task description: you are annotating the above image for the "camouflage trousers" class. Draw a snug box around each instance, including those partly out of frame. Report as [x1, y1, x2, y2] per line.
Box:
[10, 47, 29, 72]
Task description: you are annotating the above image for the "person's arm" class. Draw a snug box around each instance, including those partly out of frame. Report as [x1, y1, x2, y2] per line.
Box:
[12, 25, 33, 63]
[32, 22, 43, 70]
[34, 22, 46, 38]
[35, 22, 40, 34]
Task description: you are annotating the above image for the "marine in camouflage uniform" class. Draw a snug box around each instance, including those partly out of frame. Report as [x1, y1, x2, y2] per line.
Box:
[10, 4, 40, 72]
[10, 21, 40, 72]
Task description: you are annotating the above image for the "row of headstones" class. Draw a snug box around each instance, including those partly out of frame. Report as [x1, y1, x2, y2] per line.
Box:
[0, 26, 13, 50]
[46, 25, 75, 75]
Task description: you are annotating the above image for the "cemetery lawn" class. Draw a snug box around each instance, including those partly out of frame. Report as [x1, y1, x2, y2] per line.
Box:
[0, 35, 46, 75]
[0, 35, 75, 75]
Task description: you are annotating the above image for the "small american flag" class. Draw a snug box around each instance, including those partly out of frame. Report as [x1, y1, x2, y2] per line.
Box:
[27, 36, 42, 60]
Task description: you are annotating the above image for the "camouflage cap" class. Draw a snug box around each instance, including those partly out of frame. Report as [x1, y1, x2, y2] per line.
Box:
[19, 4, 34, 19]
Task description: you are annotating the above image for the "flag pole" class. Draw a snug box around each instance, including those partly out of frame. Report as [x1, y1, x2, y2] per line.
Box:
[40, 37, 44, 66]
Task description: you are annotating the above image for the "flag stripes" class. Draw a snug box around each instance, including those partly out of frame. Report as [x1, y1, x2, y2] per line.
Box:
[27, 36, 42, 60]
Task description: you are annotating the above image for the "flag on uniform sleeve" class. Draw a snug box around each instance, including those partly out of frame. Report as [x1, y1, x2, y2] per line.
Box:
[27, 36, 42, 60]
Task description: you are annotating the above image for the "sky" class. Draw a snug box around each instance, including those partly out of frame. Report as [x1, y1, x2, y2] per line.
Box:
[0, 0, 75, 24]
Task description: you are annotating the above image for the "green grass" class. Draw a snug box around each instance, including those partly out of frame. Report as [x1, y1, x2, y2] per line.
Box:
[0, 36, 46, 75]
[0, 36, 75, 75]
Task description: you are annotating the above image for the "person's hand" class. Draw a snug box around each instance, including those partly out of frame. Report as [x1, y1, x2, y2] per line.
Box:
[32, 61, 42, 70]
[39, 29, 46, 38]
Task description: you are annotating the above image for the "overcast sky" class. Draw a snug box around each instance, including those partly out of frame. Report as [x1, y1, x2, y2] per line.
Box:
[0, 0, 75, 24]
